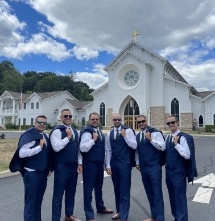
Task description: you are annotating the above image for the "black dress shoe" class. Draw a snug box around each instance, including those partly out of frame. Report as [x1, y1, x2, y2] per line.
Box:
[97, 208, 113, 214]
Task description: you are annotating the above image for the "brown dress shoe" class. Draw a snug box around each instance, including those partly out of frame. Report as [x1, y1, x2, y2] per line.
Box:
[112, 213, 120, 220]
[65, 215, 82, 221]
[97, 208, 114, 214]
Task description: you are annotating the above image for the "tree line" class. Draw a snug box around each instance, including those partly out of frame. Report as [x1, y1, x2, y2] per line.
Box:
[0, 60, 94, 101]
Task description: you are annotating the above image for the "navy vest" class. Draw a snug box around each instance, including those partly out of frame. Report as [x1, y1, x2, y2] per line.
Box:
[9, 127, 49, 173]
[51, 125, 79, 165]
[80, 126, 105, 162]
[24, 134, 49, 171]
[136, 132, 161, 168]
[110, 125, 133, 165]
[165, 135, 186, 170]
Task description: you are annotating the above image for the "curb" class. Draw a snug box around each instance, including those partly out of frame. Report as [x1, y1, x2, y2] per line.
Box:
[0, 170, 19, 179]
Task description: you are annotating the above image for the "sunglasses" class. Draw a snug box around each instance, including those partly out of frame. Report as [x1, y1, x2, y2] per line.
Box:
[137, 120, 146, 124]
[90, 118, 99, 121]
[113, 119, 121, 122]
[63, 115, 72, 119]
[36, 121, 47, 125]
[166, 121, 176, 126]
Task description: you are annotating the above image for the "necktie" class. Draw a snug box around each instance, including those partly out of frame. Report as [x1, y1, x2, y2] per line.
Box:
[141, 132, 144, 144]
[169, 135, 172, 144]
[97, 129, 102, 140]
[116, 129, 120, 140]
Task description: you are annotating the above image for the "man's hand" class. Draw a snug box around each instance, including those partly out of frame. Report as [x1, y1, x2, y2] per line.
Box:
[120, 129, 126, 137]
[66, 128, 73, 140]
[136, 165, 140, 171]
[145, 132, 152, 141]
[77, 164, 83, 174]
[93, 132, 98, 141]
[106, 168, 112, 175]
[173, 136, 179, 145]
[39, 139, 45, 148]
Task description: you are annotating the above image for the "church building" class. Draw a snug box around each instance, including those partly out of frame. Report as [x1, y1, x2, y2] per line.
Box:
[0, 40, 215, 130]
[84, 40, 215, 130]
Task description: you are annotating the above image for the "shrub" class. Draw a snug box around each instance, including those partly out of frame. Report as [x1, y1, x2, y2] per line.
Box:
[205, 125, 215, 133]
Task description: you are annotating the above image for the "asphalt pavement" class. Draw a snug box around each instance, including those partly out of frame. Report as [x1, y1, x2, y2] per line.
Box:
[0, 136, 215, 220]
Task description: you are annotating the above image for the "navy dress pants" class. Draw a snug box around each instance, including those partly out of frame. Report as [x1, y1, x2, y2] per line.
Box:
[52, 162, 78, 221]
[23, 170, 48, 221]
[111, 160, 132, 221]
[166, 167, 188, 221]
[82, 160, 105, 220]
[140, 165, 164, 221]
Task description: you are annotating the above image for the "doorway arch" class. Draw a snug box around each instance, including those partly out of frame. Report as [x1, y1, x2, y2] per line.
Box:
[119, 97, 140, 129]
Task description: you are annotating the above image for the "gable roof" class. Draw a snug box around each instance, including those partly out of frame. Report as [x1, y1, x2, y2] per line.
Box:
[1, 91, 30, 102]
[198, 91, 215, 99]
[65, 99, 92, 109]
[104, 40, 166, 71]
[27, 91, 77, 101]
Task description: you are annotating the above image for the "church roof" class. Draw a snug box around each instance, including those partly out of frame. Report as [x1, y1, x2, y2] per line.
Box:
[65, 99, 92, 109]
[104, 40, 166, 71]
[197, 91, 214, 99]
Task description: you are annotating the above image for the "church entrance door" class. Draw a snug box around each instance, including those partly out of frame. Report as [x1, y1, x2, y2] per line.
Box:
[124, 98, 139, 130]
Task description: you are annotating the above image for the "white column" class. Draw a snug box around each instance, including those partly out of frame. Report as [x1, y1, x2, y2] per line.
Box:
[12, 100, 15, 114]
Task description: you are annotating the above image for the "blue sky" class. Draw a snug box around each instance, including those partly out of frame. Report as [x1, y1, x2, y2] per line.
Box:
[1, 0, 215, 91]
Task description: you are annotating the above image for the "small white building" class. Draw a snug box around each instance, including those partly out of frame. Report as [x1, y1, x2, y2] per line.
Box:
[0, 91, 91, 128]
[0, 40, 215, 130]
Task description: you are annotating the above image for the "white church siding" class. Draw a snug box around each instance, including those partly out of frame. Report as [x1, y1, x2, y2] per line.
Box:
[203, 94, 215, 125]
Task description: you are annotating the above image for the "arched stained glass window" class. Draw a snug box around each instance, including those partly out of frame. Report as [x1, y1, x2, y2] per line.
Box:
[171, 98, 179, 121]
[100, 102, 105, 126]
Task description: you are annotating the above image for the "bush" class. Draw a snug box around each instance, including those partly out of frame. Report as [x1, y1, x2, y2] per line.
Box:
[5, 122, 18, 130]
[205, 125, 215, 133]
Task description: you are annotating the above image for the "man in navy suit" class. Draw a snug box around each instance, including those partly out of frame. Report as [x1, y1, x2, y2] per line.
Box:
[80, 112, 113, 221]
[135, 115, 165, 221]
[105, 113, 137, 221]
[50, 109, 82, 221]
[18, 115, 51, 221]
[165, 115, 191, 221]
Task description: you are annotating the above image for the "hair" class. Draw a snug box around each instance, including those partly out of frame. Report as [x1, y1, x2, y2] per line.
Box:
[136, 115, 146, 120]
[61, 109, 71, 114]
[35, 115, 47, 121]
[167, 115, 178, 122]
[89, 112, 99, 120]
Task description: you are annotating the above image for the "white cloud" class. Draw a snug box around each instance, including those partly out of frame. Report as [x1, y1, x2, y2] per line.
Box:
[74, 63, 108, 89]
[1, 0, 215, 90]
[3, 33, 71, 61]
[72, 45, 98, 61]
[0, 1, 26, 55]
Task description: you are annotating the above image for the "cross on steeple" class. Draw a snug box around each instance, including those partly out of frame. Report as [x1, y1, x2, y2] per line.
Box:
[132, 31, 140, 41]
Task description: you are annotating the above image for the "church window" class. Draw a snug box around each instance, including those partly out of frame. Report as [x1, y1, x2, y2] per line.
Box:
[81, 117, 85, 127]
[100, 102, 105, 126]
[124, 70, 139, 86]
[199, 115, 203, 127]
[31, 102, 34, 109]
[171, 98, 179, 121]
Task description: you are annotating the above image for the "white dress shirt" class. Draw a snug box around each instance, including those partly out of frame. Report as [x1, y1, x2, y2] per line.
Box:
[164, 129, 190, 159]
[79, 128, 102, 153]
